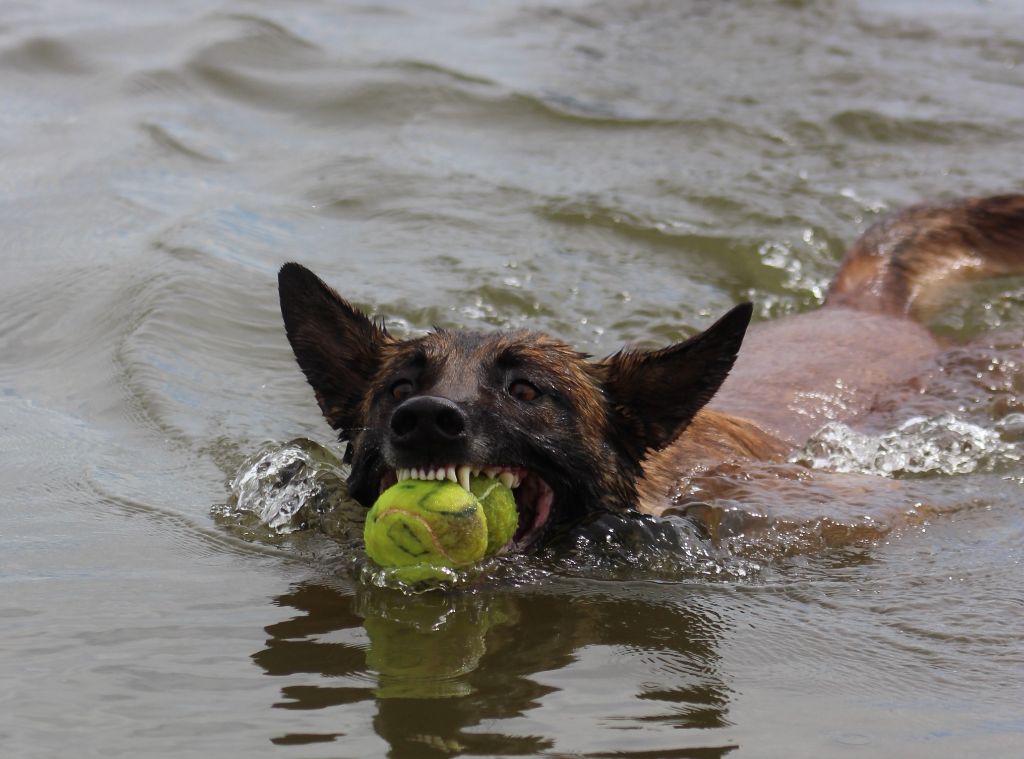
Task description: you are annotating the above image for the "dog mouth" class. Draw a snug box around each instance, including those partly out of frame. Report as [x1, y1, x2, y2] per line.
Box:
[377, 465, 555, 552]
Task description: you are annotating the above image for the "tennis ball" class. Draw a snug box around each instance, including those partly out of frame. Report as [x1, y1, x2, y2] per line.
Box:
[470, 475, 518, 554]
[364, 480, 488, 577]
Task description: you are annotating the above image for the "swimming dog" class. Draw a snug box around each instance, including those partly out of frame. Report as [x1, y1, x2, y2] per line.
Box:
[278, 194, 1024, 549]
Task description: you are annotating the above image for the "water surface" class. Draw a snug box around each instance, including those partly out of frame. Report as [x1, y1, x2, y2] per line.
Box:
[3, 1, 1024, 757]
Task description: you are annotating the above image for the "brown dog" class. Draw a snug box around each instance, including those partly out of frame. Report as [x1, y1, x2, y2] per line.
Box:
[278, 195, 1024, 549]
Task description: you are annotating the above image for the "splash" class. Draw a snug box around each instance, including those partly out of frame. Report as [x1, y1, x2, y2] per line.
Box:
[213, 438, 363, 541]
[791, 413, 1020, 477]
[542, 511, 764, 582]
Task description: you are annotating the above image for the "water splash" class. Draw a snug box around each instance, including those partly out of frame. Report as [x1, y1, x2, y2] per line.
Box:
[213, 438, 364, 541]
[791, 413, 1020, 477]
[543, 511, 764, 582]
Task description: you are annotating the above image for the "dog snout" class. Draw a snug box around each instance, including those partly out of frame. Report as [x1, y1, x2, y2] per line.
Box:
[389, 396, 469, 452]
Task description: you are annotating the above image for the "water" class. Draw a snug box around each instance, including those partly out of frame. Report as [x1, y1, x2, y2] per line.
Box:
[3, 0, 1024, 756]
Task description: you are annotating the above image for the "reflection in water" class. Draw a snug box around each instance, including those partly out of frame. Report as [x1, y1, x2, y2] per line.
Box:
[254, 581, 735, 757]
[360, 589, 518, 700]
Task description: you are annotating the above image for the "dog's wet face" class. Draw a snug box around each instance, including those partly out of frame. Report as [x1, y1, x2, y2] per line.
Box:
[278, 263, 751, 550]
[350, 329, 619, 550]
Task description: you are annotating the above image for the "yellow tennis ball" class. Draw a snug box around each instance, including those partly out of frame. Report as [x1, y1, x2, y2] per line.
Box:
[470, 475, 519, 555]
[364, 480, 488, 576]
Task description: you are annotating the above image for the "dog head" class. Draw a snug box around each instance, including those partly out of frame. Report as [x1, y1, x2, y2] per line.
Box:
[278, 263, 751, 550]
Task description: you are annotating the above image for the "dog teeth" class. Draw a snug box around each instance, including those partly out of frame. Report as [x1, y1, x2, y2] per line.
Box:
[457, 465, 472, 491]
[393, 465, 523, 490]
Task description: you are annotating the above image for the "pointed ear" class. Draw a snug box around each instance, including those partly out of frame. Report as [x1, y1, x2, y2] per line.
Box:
[278, 263, 390, 436]
[597, 303, 752, 456]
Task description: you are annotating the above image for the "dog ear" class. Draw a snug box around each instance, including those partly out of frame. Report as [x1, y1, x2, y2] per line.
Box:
[597, 303, 752, 457]
[278, 263, 390, 437]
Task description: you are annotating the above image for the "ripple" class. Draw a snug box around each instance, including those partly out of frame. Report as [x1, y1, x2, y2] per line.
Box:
[140, 120, 229, 163]
[830, 108, 1008, 145]
[0, 36, 94, 75]
[523, 90, 679, 126]
[109, 251, 308, 447]
[184, 56, 492, 127]
[192, 11, 321, 69]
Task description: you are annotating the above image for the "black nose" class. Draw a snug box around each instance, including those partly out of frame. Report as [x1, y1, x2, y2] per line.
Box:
[389, 396, 468, 450]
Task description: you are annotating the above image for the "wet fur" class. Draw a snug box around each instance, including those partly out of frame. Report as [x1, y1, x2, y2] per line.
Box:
[279, 194, 1024, 541]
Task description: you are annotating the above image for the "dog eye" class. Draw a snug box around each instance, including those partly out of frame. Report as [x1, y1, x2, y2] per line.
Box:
[508, 379, 539, 402]
[390, 379, 414, 401]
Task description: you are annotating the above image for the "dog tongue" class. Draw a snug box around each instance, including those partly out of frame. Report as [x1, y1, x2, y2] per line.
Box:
[513, 475, 554, 547]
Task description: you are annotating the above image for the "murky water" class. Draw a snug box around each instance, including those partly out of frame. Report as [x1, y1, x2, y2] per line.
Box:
[3, 1, 1024, 756]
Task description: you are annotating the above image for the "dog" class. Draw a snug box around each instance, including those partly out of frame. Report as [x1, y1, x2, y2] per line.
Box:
[278, 194, 1024, 550]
